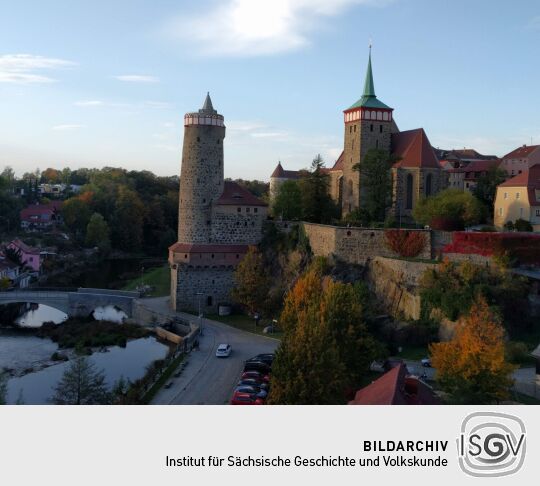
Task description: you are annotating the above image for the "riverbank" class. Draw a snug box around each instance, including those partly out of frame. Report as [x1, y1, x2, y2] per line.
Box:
[122, 264, 170, 297]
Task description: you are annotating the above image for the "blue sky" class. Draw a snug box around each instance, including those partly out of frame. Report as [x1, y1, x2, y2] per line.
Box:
[1, 0, 539, 180]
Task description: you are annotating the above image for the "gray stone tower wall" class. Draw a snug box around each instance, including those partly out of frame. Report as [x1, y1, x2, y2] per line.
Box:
[341, 116, 392, 215]
[178, 119, 225, 244]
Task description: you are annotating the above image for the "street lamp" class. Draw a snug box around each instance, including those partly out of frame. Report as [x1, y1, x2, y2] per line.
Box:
[196, 292, 203, 336]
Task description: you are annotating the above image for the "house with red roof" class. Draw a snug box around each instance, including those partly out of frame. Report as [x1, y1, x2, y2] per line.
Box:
[462, 159, 502, 192]
[348, 363, 440, 405]
[494, 165, 540, 231]
[500, 144, 540, 177]
[20, 201, 62, 231]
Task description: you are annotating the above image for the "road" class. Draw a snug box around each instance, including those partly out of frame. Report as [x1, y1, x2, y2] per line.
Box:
[151, 315, 279, 405]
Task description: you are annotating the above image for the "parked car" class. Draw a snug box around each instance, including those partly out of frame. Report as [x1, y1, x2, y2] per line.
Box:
[230, 391, 264, 405]
[241, 370, 270, 383]
[421, 358, 432, 368]
[249, 354, 275, 366]
[238, 378, 269, 390]
[243, 360, 271, 374]
[216, 344, 232, 358]
[235, 385, 267, 399]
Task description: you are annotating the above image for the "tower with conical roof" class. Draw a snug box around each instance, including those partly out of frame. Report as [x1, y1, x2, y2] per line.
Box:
[341, 48, 394, 215]
[178, 92, 226, 243]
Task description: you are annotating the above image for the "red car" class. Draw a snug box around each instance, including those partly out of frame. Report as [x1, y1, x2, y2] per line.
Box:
[230, 391, 264, 405]
[241, 370, 270, 383]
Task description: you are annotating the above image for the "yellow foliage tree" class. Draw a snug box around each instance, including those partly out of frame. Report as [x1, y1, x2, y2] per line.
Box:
[430, 297, 515, 404]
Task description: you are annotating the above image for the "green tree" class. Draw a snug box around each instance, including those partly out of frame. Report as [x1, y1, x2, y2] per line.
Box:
[413, 188, 485, 229]
[430, 298, 515, 404]
[473, 166, 507, 207]
[299, 155, 338, 224]
[231, 246, 271, 315]
[353, 149, 396, 222]
[272, 180, 302, 220]
[85, 213, 111, 252]
[514, 218, 533, 232]
[111, 186, 146, 252]
[62, 197, 92, 236]
[51, 356, 111, 405]
[0, 277, 11, 291]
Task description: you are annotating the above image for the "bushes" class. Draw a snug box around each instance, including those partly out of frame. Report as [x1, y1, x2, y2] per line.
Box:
[384, 229, 427, 258]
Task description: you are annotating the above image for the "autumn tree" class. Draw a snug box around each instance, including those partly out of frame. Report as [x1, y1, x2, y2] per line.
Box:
[62, 197, 92, 236]
[51, 356, 111, 405]
[85, 213, 111, 252]
[231, 246, 270, 315]
[430, 298, 515, 404]
[268, 265, 381, 404]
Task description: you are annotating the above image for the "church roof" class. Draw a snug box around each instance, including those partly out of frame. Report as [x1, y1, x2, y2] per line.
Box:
[216, 181, 268, 206]
[391, 128, 440, 169]
[348, 50, 392, 111]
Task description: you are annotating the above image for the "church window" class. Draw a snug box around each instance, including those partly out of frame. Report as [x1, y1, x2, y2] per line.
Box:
[425, 174, 433, 196]
[370, 124, 374, 132]
[348, 179, 353, 197]
[406, 174, 414, 210]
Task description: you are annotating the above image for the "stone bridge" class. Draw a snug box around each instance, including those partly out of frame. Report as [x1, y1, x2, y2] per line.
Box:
[0, 288, 140, 318]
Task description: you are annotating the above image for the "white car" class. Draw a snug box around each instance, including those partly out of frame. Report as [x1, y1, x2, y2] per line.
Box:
[216, 344, 232, 358]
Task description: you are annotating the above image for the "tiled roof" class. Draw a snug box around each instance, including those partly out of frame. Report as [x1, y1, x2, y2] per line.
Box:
[348, 363, 440, 405]
[270, 162, 301, 179]
[463, 159, 501, 174]
[169, 243, 249, 254]
[9, 239, 39, 255]
[503, 145, 540, 160]
[391, 128, 440, 169]
[20, 202, 62, 221]
[499, 165, 540, 207]
[216, 181, 267, 206]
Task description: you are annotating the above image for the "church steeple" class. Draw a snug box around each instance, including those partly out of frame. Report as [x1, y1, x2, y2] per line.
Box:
[363, 48, 376, 98]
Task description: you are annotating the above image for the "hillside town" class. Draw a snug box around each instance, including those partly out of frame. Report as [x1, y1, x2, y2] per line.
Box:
[1, 52, 540, 408]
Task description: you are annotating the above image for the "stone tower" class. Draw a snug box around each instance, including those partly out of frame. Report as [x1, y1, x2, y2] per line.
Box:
[170, 94, 268, 314]
[178, 93, 226, 243]
[341, 49, 394, 216]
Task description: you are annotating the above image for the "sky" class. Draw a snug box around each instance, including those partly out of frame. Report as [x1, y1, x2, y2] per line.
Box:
[1, 0, 539, 181]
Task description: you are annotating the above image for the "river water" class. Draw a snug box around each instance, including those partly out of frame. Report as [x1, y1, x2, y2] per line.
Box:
[4, 337, 169, 404]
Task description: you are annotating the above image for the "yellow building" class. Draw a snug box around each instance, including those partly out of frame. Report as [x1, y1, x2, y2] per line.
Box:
[494, 165, 540, 231]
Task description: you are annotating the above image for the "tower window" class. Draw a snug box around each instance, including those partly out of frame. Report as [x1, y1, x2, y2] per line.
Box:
[197, 137, 200, 142]
[370, 124, 374, 132]
[354, 125, 357, 132]
[349, 126, 352, 134]
[206, 220, 210, 225]
[203, 198, 206, 203]
[216, 139, 220, 144]
[207, 296, 213, 307]
[379, 125, 383, 133]
[211, 254, 215, 259]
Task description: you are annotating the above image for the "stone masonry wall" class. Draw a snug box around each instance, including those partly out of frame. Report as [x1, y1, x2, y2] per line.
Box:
[302, 223, 432, 264]
[174, 264, 235, 314]
[211, 205, 267, 244]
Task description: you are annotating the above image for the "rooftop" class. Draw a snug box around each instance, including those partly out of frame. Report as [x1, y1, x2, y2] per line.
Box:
[503, 144, 540, 160]
[391, 128, 440, 169]
[216, 181, 267, 207]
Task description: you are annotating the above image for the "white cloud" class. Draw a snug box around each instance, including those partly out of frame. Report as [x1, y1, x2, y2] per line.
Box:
[164, 0, 392, 56]
[52, 124, 85, 131]
[74, 100, 104, 107]
[0, 54, 76, 84]
[114, 74, 159, 83]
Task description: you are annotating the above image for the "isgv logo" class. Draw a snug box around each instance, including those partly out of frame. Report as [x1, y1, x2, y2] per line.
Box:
[457, 412, 526, 477]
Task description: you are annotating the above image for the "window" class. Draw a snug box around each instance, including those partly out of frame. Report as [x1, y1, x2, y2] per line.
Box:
[354, 125, 357, 132]
[207, 296, 213, 307]
[516, 192, 520, 199]
[536, 209, 540, 217]
[237, 207, 241, 213]
[349, 126, 352, 134]
[379, 125, 383, 133]
[504, 192, 508, 199]
[246, 207, 250, 213]
[184, 254, 188, 259]
[211, 254, 215, 259]
[370, 124, 374, 132]
[520, 207, 524, 217]
[406, 174, 414, 210]
[197, 137, 200, 142]
[498, 208, 503, 216]
[254, 208, 258, 213]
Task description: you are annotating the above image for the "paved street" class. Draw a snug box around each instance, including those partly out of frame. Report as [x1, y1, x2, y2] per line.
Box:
[148, 302, 279, 405]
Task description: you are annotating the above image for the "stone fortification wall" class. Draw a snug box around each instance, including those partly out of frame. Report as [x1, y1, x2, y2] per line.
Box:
[302, 223, 432, 264]
[211, 205, 267, 244]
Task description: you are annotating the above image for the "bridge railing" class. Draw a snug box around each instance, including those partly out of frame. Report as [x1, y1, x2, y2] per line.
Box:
[77, 288, 140, 298]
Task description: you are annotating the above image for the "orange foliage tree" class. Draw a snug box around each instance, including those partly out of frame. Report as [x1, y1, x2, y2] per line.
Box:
[430, 298, 515, 404]
[384, 229, 426, 258]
